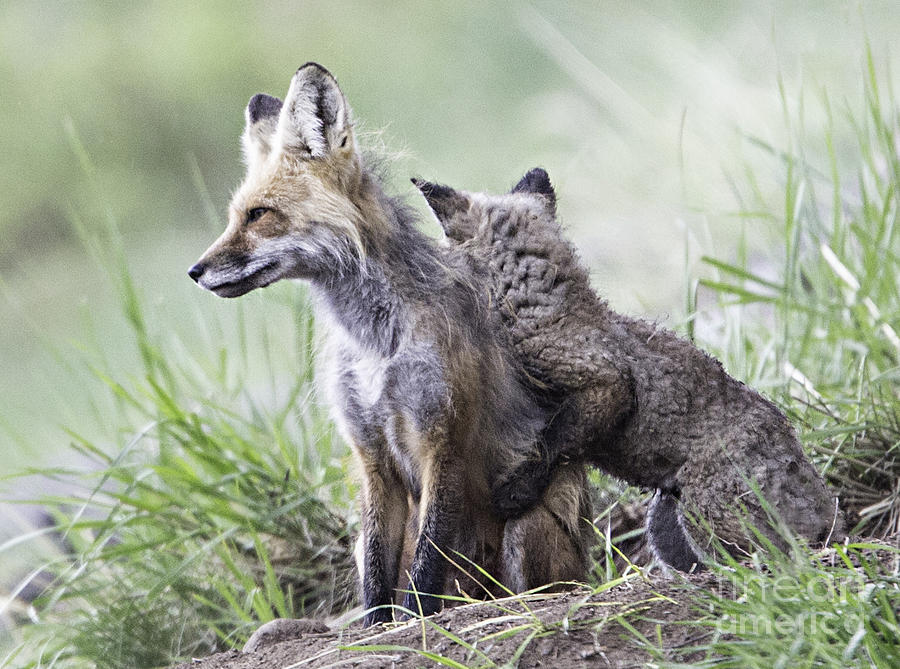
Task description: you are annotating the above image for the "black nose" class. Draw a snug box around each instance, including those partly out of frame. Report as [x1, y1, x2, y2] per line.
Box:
[188, 263, 206, 282]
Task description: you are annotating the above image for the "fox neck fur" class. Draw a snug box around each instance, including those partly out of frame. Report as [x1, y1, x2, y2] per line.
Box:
[312, 184, 451, 360]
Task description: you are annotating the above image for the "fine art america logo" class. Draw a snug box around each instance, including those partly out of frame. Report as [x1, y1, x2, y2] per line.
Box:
[715, 569, 887, 639]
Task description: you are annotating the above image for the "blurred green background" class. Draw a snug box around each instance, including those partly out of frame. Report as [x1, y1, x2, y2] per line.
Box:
[0, 0, 896, 472]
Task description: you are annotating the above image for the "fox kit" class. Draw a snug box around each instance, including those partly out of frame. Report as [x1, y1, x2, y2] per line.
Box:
[189, 66, 591, 625]
[414, 168, 845, 567]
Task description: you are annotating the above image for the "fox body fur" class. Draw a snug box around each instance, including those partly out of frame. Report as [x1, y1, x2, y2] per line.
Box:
[414, 168, 845, 566]
[189, 66, 591, 625]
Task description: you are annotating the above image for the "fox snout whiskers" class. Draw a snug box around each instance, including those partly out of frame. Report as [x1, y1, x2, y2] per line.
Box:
[188, 257, 281, 298]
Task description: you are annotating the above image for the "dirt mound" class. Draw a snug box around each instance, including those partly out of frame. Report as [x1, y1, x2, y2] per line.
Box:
[173, 572, 715, 669]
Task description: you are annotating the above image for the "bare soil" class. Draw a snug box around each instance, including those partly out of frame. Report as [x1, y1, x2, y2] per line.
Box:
[171, 535, 900, 668]
[172, 571, 718, 669]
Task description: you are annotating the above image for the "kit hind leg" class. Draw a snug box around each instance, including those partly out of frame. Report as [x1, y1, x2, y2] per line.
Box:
[500, 462, 593, 592]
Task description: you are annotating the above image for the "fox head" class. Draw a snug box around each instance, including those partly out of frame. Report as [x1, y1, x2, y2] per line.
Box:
[189, 63, 379, 297]
[412, 168, 557, 248]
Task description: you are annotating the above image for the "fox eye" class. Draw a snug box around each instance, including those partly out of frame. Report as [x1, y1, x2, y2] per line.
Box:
[246, 207, 269, 224]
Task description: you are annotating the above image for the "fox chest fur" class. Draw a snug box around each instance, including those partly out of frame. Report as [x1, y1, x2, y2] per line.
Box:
[316, 306, 453, 501]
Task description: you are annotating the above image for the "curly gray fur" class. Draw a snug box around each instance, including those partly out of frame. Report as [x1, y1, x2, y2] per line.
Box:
[415, 168, 845, 565]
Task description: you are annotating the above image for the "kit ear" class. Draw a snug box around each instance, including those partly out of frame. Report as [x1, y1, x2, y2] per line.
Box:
[511, 167, 556, 211]
[275, 62, 353, 158]
[411, 178, 475, 241]
[241, 93, 283, 169]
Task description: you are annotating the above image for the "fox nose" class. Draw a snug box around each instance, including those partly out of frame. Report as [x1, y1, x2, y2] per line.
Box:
[188, 263, 206, 282]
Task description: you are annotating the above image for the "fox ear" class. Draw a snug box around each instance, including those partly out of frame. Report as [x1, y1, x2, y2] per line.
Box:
[412, 178, 474, 241]
[242, 93, 283, 169]
[275, 63, 353, 158]
[511, 167, 556, 211]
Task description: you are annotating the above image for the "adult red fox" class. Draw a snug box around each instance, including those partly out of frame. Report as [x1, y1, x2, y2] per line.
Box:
[189, 66, 592, 625]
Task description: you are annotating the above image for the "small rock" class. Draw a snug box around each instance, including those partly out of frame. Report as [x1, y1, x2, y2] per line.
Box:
[242, 618, 330, 653]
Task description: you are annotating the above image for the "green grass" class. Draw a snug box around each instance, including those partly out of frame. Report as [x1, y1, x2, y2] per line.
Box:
[1, 295, 356, 666]
[696, 47, 900, 539]
[693, 542, 900, 668]
[2, 29, 900, 669]
[665, 44, 900, 669]
[0, 150, 356, 666]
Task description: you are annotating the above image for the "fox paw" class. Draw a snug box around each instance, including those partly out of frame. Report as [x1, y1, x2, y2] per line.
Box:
[490, 460, 551, 519]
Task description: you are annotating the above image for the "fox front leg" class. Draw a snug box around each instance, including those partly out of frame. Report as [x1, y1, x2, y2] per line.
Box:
[491, 366, 635, 519]
[401, 454, 463, 619]
[357, 460, 409, 626]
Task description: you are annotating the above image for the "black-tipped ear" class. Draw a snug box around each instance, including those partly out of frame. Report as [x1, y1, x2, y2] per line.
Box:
[411, 178, 470, 224]
[511, 167, 556, 209]
[247, 93, 283, 124]
[242, 94, 284, 169]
